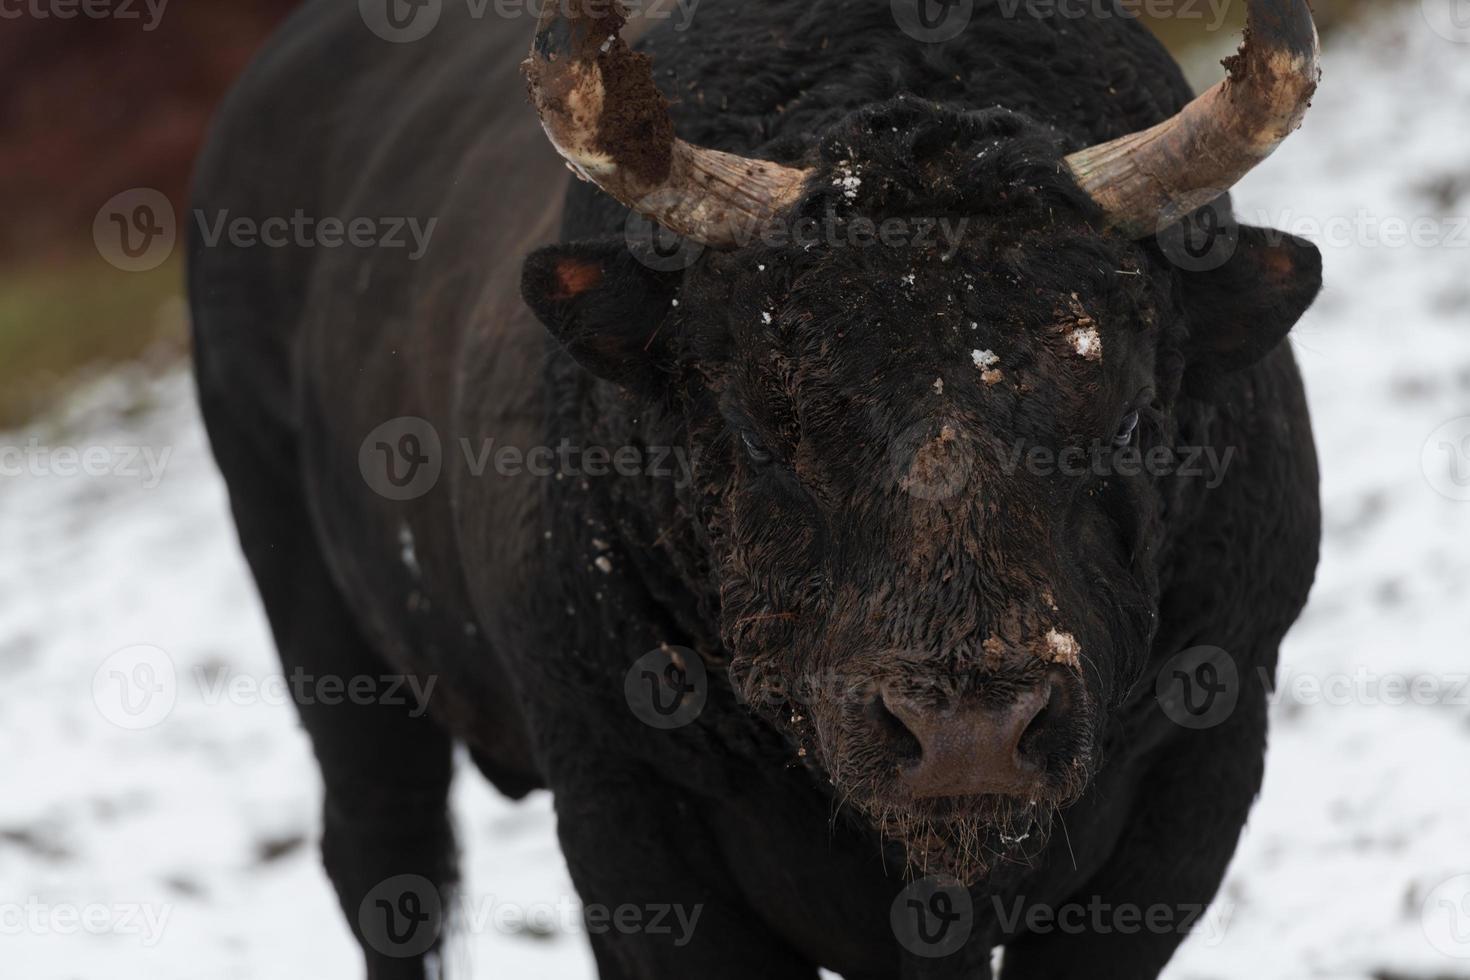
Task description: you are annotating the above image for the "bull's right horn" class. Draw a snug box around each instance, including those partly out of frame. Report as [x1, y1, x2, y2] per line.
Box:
[523, 1, 812, 249]
[1064, 0, 1321, 239]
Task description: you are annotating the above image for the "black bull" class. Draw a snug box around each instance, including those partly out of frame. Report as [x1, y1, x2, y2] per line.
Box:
[189, 0, 1322, 977]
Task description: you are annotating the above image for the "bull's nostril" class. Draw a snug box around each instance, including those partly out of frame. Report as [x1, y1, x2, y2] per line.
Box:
[1016, 670, 1073, 769]
[866, 694, 922, 765]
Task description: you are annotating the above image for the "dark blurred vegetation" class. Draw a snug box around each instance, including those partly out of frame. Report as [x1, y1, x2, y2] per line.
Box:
[0, 0, 1398, 428]
[0, 1, 296, 427]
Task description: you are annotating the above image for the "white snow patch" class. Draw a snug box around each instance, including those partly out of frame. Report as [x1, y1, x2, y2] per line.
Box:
[1044, 629, 1081, 666]
[399, 522, 421, 579]
[1068, 325, 1102, 361]
[833, 162, 862, 202]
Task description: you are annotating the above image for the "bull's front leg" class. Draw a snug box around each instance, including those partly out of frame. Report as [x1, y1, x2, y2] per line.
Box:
[547, 760, 821, 980]
[996, 655, 1272, 980]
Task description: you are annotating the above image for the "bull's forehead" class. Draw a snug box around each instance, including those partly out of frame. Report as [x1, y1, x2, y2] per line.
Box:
[778, 301, 1116, 453]
[768, 253, 1116, 393]
[721, 234, 1157, 480]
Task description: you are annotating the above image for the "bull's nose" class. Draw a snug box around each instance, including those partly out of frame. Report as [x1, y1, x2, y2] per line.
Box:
[871, 669, 1073, 799]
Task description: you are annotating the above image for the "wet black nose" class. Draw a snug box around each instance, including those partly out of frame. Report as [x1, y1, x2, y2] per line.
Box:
[868, 668, 1075, 799]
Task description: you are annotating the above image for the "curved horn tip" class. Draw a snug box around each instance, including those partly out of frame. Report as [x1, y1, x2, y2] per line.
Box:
[523, 0, 812, 249]
[1063, 0, 1320, 238]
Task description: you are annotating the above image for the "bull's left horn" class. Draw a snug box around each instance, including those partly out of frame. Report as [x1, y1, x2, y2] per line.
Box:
[1063, 0, 1320, 238]
[523, 1, 811, 248]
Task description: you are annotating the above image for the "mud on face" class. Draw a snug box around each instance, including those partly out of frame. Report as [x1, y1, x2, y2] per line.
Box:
[672, 102, 1173, 882]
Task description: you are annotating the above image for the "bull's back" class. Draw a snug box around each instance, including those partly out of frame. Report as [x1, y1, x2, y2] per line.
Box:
[190, 0, 564, 771]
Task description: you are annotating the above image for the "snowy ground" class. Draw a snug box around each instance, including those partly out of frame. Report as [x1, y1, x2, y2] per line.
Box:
[4, 4, 1470, 978]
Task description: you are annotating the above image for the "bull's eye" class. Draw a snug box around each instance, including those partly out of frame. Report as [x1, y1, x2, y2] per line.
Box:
[742, 432, 773, 465]
[1114, 411, 1141, 447]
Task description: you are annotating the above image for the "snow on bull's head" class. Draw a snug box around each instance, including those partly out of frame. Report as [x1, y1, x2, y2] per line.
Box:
[520, 0, 1323, 881]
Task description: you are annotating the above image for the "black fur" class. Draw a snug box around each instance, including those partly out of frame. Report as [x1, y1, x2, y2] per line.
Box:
[191, 1, 1322, 977]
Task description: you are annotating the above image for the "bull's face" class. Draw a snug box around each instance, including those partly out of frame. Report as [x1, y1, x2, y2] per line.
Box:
[707, 246, 1152, 877]
[523, 104, 1321, 882]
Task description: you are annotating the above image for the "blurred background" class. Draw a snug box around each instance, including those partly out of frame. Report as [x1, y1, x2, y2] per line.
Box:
[2, 1, 1468, 978]
[0, 0, 1399, 430]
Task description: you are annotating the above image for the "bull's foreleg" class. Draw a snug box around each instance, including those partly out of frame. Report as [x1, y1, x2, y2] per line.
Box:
[996, 665, 1270, 980]
[207, 407, 457, 980]
[546, 763, 820, 980]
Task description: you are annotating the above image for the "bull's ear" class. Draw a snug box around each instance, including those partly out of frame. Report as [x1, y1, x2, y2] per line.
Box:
[521, 240, 680, 394]
[1178, 224, 1322, 376]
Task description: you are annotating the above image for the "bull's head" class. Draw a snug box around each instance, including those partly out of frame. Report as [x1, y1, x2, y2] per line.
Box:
[520, 0, 1322, 881]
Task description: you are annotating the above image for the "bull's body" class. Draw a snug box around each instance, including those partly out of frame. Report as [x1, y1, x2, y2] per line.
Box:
[190, 1, 1320, 976]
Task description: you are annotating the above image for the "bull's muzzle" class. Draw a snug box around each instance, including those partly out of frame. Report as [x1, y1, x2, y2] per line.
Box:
[870, 666, 1078, 799]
